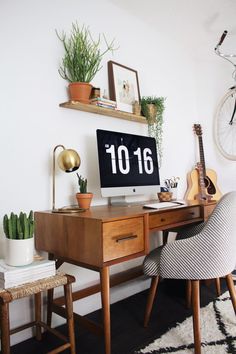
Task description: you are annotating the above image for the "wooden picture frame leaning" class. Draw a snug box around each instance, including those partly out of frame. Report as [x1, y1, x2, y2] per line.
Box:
[108, 61, 141, 113]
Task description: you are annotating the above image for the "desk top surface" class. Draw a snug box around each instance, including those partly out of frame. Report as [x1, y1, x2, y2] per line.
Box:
[35, 200, 216, 223]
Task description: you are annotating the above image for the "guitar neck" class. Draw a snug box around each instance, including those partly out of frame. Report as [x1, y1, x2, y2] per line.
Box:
[197, 163, 206, 199]
[198, 136, 206, 177]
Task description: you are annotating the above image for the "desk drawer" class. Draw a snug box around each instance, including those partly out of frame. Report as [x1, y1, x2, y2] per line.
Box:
[149, 206, 201, 229]
[103, 217, 144, 262]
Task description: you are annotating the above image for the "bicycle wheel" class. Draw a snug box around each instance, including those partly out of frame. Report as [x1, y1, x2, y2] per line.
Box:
[214, 86, 236, 160]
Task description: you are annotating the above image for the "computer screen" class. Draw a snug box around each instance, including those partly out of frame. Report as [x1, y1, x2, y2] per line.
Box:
[96, 129, 160, 202]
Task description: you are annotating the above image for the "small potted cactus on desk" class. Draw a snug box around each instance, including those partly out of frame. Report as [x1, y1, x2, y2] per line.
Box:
[76, 174, 93, 210]
[3, 211, 34, 266]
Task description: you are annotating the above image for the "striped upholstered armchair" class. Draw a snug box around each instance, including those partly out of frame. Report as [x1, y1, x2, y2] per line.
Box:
[143, 191, 236, 354]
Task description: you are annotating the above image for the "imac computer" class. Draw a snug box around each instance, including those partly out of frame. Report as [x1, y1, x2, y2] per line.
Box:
[96, 129, 160, 205]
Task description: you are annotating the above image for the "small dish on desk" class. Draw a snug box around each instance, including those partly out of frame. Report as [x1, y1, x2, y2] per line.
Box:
[157, 192, 173, 202]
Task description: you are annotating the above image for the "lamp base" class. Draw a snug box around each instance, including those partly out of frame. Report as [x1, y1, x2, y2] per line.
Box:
[52, 206, 85, 213]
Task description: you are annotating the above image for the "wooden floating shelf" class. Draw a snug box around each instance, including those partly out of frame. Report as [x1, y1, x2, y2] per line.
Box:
[59, 101, 147, 124]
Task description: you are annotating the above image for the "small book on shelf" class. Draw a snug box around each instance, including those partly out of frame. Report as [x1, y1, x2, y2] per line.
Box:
[0, 258, 56, 289]
[91, 102, 116, 110]
[90, 97, 117, 105]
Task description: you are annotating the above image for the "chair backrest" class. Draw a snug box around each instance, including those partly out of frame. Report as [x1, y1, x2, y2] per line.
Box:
[161, 191, 236, 279]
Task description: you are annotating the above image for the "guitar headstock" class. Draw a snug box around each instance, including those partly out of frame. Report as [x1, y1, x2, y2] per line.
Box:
[193, 124, 202, 136]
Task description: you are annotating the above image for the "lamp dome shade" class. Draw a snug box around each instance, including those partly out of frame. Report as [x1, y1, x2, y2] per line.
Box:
[57, 149, 81, 172]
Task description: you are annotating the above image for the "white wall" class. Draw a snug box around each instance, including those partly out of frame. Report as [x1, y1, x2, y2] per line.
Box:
[1, 0, 236, 345]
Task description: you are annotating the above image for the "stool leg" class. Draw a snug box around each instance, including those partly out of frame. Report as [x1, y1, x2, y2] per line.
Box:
[64, 282, 76, 354]
[47, 288, 54, 326]
[35, 292, 42, 340]
[0, 302, 11, 354]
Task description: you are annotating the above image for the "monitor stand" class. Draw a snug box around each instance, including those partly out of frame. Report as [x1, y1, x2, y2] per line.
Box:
[108, 196, 132, 206]
[108, 196, 146, 207]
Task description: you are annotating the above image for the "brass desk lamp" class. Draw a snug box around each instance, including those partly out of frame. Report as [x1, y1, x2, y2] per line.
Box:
[52, 144, 82, 213]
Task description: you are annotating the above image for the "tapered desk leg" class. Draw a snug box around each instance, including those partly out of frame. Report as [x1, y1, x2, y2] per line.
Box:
[100, 266, 111, 354]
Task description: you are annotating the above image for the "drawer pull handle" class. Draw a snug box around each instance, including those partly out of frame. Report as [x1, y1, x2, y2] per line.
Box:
[116, 234, 138, 243]
[189, 212, 195, 216]
[160, 218, 165, 222]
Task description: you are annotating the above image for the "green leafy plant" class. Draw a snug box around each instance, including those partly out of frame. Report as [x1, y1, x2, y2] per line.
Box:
[77, 174, 88, 193]
[141, 96, 166, 166]
[3, 211, 34, 239]
[56, 22, 116, 83]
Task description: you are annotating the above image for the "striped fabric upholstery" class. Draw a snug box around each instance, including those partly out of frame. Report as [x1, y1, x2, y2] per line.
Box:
[143, 192, 236, 280]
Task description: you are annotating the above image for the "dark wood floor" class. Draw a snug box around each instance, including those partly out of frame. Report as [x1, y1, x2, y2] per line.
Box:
[5, 279, 222, 354]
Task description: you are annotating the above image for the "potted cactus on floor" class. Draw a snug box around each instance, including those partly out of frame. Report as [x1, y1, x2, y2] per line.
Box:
[75, 174, 93, 210]
[3, 211, 34, 266]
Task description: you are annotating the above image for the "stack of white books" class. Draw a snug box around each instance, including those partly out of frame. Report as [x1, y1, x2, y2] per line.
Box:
[90, 97, 117, 109]
[0, 258, 56, 289]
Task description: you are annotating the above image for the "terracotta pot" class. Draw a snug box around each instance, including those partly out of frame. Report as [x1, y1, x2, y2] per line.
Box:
[69, 82, 92, 104]
[76, 193, 93, 210]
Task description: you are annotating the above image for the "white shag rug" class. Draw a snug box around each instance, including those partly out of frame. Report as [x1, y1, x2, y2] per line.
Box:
[135, 291, 236, 354]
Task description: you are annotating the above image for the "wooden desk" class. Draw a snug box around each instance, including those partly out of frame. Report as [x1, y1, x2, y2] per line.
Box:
[35, 200, 215, 354]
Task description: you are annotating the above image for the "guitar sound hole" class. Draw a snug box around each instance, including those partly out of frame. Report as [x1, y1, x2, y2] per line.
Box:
[204, 177, 216, 195]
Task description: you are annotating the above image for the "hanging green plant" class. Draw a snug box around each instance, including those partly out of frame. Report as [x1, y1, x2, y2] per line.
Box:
[141, 96, 166, 166]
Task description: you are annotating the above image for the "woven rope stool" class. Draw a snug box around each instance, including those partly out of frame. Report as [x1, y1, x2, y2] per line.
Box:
[0, 273, 76, 354]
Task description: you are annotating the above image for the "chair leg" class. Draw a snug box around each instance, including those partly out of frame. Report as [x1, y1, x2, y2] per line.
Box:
[64, 281, 76, 354]
[215, 278, 221, 297]
[186, 280, 192, 308]
[144, 276, 159, 327]
[191, 280, 201, 354]
[226, 273, 236, 314]
[35, 292, 42, 340]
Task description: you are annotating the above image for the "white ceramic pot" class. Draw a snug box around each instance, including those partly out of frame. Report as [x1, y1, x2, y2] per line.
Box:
[5, 238, 34, 266]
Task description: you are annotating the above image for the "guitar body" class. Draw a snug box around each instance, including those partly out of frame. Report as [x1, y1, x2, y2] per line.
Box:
[185, 168, 222, 201]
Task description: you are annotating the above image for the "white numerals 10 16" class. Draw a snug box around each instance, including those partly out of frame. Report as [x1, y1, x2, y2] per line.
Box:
[105, 145, 154, 175]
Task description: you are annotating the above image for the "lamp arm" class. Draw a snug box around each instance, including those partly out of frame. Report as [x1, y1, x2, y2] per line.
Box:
[52, 145, 65, 211]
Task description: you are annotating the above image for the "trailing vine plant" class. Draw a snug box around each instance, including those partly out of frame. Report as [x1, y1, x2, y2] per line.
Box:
[141, 96, 166, 167]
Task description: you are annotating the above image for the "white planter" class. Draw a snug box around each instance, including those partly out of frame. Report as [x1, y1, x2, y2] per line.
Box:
[5, 238, 34, 266]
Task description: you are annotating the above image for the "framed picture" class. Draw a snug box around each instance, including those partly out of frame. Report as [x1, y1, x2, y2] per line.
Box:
[108, 61, 141, 113]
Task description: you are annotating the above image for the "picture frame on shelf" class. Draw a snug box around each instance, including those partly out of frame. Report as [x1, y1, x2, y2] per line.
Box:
[108, 61, 140, 113]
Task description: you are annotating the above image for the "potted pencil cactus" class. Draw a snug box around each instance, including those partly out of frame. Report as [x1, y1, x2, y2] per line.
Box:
[3, 211, 35, 266]
[75, 174, 93, 210]
[56, 22, 116, 104]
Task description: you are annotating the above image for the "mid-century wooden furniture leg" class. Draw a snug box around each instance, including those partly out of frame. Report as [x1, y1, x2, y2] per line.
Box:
[192, 280, 201, 354]
[100, 266, 111, 354]
[226, 273, 236, 313]
[215, 278, 221, 296]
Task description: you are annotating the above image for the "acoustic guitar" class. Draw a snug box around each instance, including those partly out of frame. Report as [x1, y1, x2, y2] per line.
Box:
[185, 124, 222, 201]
